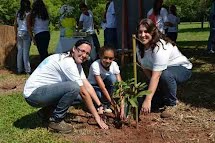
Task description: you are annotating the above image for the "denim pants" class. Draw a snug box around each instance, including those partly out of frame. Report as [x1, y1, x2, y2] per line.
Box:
[104, 28, 118, 49]
[93, 74, 117, 105]
[138, 66, 192, 113]
[158, 66, 192, 106]
[34, 31, 50, 62]
[91, 33, 100, 54]
[25, 81, 80, 121]
[17, 31, 31, 73]
[207, 29, 215, 51]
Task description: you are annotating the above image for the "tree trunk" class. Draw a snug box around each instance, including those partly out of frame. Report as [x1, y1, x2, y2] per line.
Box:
[0, 25, 17, 70]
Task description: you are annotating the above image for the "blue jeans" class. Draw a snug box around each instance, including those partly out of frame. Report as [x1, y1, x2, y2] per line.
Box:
[25, 81, 80, 121]
[93, 74, 117, 105]
[158, 66, 192, 106]
[17, 31, 31, 73]
[35, 31, 50, 62]
[207, 29, 215, 51]
[138, 66, 192, 113]
[104, 28, 118, 49]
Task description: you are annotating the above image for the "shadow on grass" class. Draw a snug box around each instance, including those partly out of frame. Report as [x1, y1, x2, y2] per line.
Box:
[178, 27, 210, 33]
[13, 112, 45, 129]
[174, 47, 215, 110]
[177, 41, 208, 48]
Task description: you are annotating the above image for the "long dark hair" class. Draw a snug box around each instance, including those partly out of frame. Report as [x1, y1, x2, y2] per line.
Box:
[31, 0, 49, 20]
[153, 0, 163, 15]
[136, 18, 175, 58]
[169, 5, 177, 16]
[17, 0, 31, 20]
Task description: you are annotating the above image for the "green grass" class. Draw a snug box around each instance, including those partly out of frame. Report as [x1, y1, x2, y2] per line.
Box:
[0, 22, 214, 142]
[0, 93, 69, 143]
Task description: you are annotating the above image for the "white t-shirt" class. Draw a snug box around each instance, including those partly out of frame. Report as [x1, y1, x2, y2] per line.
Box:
[147, 8, 168, 34]
[167, 14, 180, 32]
[79, 10, 95, 33]
[88, 59, 120, 85]
[23, 52, 86, 98]
[17, 12, 30, 31]
[105, 1, 116, 28]
[137, 39, 192, 71]
[33, 17, 49, 35]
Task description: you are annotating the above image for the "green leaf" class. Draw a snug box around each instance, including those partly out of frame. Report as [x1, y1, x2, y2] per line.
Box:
[137, 90, 151, 97]
[128, 99, 138, 108]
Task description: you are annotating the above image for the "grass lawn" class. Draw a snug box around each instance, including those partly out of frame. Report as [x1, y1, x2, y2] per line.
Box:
[0, 22, 214, 142]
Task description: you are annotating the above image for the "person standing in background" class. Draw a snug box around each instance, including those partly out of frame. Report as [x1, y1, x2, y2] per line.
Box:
[207, 0, 215, 54]
[27, 0, 50, 62]
[104, 0, 118, 49]
[167, 5, 180, 43]
[79, 2, 100, 56]
[147, 0, 169, 34]
[14, 0, 32, 74]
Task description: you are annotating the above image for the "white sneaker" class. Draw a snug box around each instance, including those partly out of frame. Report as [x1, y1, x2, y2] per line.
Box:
[104, 108, 112, 113]
[208, 50, 215, 54]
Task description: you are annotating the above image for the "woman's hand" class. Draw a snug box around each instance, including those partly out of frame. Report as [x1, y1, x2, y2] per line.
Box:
[95, 116, 109, 129]
[141, 98, 151, 114]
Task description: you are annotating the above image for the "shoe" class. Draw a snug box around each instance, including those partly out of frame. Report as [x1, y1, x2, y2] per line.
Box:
[208, 50, 215, 54]
[160, 106, 176, 118]
[48, 120, 73, 134]
[37, 106, 55, 122]
[103, 104, 112, 113]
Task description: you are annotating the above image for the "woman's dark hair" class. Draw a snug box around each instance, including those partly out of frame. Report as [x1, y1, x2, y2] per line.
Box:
[17, 0, 31, 20]
[79, 2, 87, 9]
[31, 0, 49, 20]
[153, 0, 163, 15]
[169, 5, 177, 16]
[75, 39, 92, 49]
[99, 45, 116, 58]
[136, 18, 175, 58]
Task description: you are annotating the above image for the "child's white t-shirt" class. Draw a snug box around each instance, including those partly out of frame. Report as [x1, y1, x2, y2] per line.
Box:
[88, 59, 120, 85]
[79, 10, 95, 33]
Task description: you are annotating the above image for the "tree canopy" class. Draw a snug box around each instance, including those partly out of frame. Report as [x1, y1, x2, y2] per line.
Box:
[0, 0, 213, 29]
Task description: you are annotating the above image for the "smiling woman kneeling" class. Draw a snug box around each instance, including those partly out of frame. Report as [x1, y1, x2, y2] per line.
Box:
[23, 39, 108, 133]
[136, 19, 192, 118]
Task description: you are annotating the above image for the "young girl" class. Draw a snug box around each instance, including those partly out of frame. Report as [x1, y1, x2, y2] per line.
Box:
[14, 0, 31, 74]
[136, 19, 192, 118]
[167, 5, 180, 42]
[27, 0, 50, 62]
[88, 46, 122, 113]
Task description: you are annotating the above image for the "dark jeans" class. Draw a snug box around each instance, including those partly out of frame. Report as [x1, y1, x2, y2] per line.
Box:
[138, 66, 192, 113]
[91, 33, 100, 54]
[35, 31, 50, 62]
[167, 32, 178, 43]
[93, 74, 116, 105]
[25, 81, 80, 121]
[104, 28, 118, 49]
[207, 29, 215, 51]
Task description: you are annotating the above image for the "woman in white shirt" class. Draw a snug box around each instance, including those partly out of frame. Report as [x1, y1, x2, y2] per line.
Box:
[14, 0, 31, 74]
[24, 39, 108, 133]
[136, 18, 192, 118]
[27, 0, 50, 62]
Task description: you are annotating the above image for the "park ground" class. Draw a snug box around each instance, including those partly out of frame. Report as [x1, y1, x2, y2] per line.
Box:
[0, 22, 215, 142]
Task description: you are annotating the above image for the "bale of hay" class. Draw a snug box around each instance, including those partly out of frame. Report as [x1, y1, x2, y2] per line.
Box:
[0, 25, 17, 70]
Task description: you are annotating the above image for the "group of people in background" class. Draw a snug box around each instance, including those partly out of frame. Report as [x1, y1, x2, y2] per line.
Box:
[14, 0, 193, 134]
[14, 0, 50, 74]
[147, 0, 180, 42]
